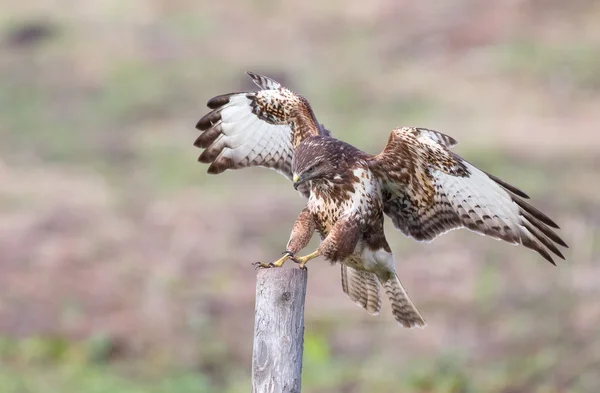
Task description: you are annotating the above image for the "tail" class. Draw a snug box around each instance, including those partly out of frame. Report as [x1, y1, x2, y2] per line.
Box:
[341, 264, 382, 315]
[380, 273, 426, 328]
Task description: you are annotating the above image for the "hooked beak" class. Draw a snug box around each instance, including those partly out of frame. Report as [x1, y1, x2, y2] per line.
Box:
[292, 173, 301, 190]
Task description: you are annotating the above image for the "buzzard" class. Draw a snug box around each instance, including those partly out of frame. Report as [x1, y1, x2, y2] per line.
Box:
[195, 72, 567, 328]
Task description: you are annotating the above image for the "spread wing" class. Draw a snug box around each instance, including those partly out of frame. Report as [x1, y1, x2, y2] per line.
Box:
[194, 72, 329, 193]
[369, 127, 568, 265]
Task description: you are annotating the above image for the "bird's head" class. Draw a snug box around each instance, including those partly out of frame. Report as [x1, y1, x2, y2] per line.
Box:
[292, 137, 340, 190]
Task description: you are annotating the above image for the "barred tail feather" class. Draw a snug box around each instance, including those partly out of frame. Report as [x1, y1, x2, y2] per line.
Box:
[381, 274, 426, 328]
[341, 264, 381, 315]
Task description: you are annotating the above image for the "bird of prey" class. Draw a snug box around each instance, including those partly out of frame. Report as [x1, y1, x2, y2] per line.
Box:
[194, 72, 568, 328]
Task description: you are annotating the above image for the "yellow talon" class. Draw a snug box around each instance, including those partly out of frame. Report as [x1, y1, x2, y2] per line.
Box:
[292, 250, 321, 269]
[271, 253, 291, 267]
[253, 251, 293, 269]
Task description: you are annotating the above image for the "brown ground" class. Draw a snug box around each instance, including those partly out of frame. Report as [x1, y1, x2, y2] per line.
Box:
[1, 1, 599, 392]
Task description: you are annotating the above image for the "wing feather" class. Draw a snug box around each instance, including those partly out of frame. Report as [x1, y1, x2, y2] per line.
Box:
[370, 127, 568, 265]
[481, 169, 530, 199]
[195, 72, 328, 195]
[415, 127, 458, 148]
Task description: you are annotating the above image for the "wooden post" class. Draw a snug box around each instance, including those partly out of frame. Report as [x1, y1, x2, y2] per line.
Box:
[251, 268, 308, 393]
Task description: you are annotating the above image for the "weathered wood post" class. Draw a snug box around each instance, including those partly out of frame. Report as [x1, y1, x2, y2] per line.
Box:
[251, 268, 308, 393]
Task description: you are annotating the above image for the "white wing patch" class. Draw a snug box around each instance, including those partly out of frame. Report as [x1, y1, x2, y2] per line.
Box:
[433, 163, 521, 241]
[375, 126, 567, 264]
[433, 161, 565, 261]
[196, 93, 294, 177]
[195, 72, 328, 200]
[416, 161, 565, 263]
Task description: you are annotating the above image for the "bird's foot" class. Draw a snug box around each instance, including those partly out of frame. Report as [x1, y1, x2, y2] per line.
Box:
[253, 251, 294, 269]
[252, 261, 274, 269]
[291, 250, 320, 270]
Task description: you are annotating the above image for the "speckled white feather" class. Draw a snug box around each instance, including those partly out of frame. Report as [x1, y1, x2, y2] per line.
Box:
[210, 93, 295, 176]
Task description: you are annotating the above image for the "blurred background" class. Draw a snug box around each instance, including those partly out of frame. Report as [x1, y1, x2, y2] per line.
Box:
[1, 0, 599, 392]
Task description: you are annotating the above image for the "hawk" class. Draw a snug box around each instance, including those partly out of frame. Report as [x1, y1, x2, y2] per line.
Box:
[195, 72, 568, 328]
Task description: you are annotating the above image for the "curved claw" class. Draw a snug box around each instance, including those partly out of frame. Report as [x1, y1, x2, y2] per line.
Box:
[294, 258, 309, 270]
[289, 250, 320, 269]
[252, 261, 274, 269]
[253, 251, 293, 269]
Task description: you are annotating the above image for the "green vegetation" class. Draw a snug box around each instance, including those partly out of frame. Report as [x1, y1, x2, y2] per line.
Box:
[0, 1, 597, 392]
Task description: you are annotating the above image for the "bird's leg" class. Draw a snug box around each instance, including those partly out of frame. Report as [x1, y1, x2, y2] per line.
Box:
[291, 250, 321, 269]
[291, 217, 358, 269]
[253, 208, 317, 270]
[253, 251, 294, 269]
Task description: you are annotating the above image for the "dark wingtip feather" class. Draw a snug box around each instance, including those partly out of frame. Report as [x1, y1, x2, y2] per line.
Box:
[207, 156, 234, 174]
[539, 249, 557, 266]
[193, 134, 208, 149]
[207, 93, 236, 109]
[520, 210, 568, 249]
[198, 146, 221, 164]
[194, 126, 221, 149]
[207, 165, 223, 174]
[196, 110, 221, 130]
[197, 154, 212, 164]
[524, 222, 566, 260]
[522, 234, 557, 266]
[485, 171, 530, 199]
[551, 234, 568, 249]
[512, 197, 560, 229]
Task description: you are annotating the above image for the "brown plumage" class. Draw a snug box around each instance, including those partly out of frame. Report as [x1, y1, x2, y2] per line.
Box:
[195, 71, 329, 197]
[195, 72, 568, 328]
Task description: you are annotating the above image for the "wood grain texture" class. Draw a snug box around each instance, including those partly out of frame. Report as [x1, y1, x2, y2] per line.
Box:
[252, 268, 307, 393]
